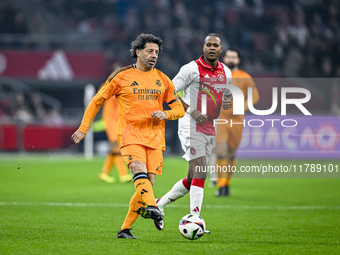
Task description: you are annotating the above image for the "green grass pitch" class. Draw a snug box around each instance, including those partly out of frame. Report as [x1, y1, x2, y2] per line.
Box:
[0, 154, 339, 254]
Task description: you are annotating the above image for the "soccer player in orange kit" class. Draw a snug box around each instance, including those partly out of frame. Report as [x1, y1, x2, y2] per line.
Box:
[71, 34, 185, 239]
[214, 49, 260, 196]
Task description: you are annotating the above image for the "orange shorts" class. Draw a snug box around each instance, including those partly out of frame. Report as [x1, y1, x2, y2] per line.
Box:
[215, 116, 244, 150]
[120, 144, 163, 175]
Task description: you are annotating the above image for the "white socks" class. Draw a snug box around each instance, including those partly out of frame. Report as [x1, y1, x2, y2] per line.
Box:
[190, 178, 205, 215]
[157, 178, 191, 210]
[157, 177, 206, 216]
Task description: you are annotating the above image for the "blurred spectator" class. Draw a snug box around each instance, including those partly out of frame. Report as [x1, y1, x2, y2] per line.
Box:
[44, 108, 64, 126]
[0, 96, 10, 120]
[330, 82, 340, 115]
[0, 0, 339, 78]
[4, 90, 63, 124]
[7, 91, 33, 123]
[29, 92, 47, 122]
[0, 2, 28, 34]
[283, 41, 304, 76]
[29, 13, 48, 34]
[288, 10, 309, 48]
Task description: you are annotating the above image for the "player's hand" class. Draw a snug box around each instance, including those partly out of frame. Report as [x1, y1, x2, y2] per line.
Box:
[151, 111, 167, 121]
[71, 130, 86, 145]
[222, 95, 233, 110]
[191, 110, 208, 124]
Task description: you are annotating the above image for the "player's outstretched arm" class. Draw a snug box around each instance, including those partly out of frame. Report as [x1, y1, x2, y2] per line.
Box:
[71, 94, 106, 145]
[71, 130, 86, 145]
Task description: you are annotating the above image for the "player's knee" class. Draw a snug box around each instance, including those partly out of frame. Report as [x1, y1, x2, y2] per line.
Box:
[111, 150, 120, 156]
[193, 167, 207, 180]
[227, 151, 236, 161]
[215, 143, 227, 158]
[111, 147, 120, 155]
[194, 173, 207, 180]
[129, 161, 147, 175]
[147, 174, 155, 186]
[186, 171, 193, 183]
[112, 141, 119, 148]
[216, 154, 225, 159]
[215, 150, 224, 159]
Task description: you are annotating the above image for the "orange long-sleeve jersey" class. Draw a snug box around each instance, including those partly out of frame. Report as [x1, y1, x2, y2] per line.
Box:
[78, 65, 184, 151]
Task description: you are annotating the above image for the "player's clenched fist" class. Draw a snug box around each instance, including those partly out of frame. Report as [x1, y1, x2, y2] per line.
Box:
[71, 130, 86, 145]
[151, 111, 167, 121]
[191, 110, 208, 124]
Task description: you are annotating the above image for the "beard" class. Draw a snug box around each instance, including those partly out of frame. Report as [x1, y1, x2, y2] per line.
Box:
[206, 55, 218, 62]
[226, 62, 236, 69]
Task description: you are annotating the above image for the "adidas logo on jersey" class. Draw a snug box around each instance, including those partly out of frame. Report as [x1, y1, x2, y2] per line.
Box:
[130, 81, 139, 86]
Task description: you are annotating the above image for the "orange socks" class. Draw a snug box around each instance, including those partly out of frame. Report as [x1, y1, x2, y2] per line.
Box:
[121, 173, 157, 230]
[121, 192, 145, 230]
[216, 158, 227, 188]
[102, 148, 129, 178]
[225, 159, 237, 186]
[102, 153, 114, 174]
[216, 158, 237, 187]
[133, 173, 157, 207]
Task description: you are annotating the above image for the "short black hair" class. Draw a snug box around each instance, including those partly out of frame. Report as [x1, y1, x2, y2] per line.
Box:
[204, 33, 222, 44]
[226, 48, 241, 59]
[130, 33, 163, 58]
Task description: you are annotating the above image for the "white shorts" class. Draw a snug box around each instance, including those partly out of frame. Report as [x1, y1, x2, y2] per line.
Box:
[178, 129, 215, 163]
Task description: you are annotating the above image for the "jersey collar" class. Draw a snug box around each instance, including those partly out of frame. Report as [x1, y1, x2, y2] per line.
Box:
[197, 55, 222, 70]
[133, 63, 154, 73]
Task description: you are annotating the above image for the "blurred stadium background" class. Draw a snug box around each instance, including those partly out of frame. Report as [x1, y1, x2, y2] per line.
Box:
[0, 0, 339, 157]
[0, 1, 339, 254]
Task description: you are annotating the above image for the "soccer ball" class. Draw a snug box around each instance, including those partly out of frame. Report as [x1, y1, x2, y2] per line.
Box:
[178, 214, 206, 240]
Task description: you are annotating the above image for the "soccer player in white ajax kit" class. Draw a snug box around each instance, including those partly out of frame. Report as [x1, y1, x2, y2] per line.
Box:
[156, 33, 232, 231]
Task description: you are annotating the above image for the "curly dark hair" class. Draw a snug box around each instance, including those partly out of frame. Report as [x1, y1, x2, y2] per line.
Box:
[130, 33, 163, 58]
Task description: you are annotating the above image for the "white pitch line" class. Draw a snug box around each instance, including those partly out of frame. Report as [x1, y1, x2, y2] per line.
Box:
[0, 202, 339, 210]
